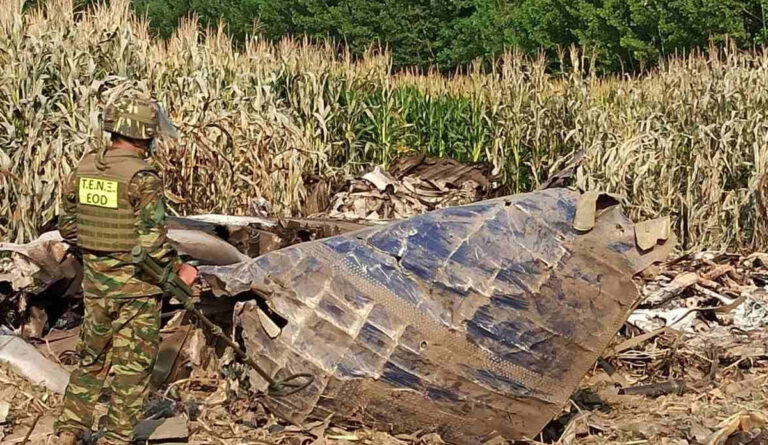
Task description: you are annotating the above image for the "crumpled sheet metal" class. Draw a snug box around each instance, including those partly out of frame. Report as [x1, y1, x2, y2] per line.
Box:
[167, 229, 250, 265]
[0, 231, 79, 292]
[201, 189, 675, 443]
[0, 229, 251, 294]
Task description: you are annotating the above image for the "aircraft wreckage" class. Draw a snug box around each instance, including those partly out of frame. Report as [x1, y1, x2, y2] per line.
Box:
[0, 189, 674, 442]
[198, 189, 674, 442]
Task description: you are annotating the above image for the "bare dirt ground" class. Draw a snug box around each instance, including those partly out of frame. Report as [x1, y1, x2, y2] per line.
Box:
[1, 362, 765, 444]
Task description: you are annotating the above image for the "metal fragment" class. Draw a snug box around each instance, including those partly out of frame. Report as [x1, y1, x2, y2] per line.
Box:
[201, 189, 674, 442]
[619, 380, 686, 397]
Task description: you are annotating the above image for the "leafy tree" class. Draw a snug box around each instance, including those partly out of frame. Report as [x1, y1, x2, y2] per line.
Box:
[127, 0, 768, 72]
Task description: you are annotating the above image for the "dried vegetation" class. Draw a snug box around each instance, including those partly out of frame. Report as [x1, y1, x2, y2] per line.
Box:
[3, 0, 768, 251]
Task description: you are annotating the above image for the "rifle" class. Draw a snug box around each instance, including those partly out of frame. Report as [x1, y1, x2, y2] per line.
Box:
[131, 246, 313, 398]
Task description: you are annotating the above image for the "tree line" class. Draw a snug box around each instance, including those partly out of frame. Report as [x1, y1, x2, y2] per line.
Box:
[77, 0, 768, 72]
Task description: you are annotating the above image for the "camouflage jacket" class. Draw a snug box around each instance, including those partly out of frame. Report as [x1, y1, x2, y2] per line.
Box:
[60, 151, 180, 298]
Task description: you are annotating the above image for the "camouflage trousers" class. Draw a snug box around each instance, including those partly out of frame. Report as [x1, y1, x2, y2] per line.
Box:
[55, 296, 161, 444]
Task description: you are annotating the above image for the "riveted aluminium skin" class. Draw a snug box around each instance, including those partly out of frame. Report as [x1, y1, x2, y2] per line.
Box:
[75, 148, 153, 251]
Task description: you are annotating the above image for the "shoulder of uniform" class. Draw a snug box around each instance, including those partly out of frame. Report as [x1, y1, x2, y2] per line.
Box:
[75, 152, 96, 171]
[124, 156, 157, 176]
[129, 169, 162, 193]
[131, 169, 161, 184]
[62, 171, 78, 196]
[126, 172, 162, 208]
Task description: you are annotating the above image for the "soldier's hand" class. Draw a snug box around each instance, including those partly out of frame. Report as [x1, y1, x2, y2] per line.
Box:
[179, 263, 198, 286]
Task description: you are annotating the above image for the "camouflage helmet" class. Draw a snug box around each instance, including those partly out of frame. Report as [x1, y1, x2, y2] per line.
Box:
[103, 98, 179, 140]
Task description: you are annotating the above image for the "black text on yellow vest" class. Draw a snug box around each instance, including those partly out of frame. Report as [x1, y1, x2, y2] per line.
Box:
[75, 148, 154, 252]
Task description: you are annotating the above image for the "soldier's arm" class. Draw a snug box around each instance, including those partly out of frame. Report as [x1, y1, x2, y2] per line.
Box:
[129, 171, 181, 270]
[58, 172, 79, 248]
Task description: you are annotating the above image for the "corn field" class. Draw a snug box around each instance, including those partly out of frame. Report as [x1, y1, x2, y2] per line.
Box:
[2, 0, 768, 250]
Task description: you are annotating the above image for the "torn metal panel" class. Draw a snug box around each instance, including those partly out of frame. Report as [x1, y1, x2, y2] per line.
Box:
[168, 230, 250, 265]
[134, 416, 189, 442]
[572, 191, 622, 232]
[173, 215, 373, 236]
[635, 216, 672, 251]
[170, 216, 372, 257]
[388, 154, 493, 189]
[0, 217, 368, 294]
[0, 334, 70, 394]
[200, 189, 674, 443]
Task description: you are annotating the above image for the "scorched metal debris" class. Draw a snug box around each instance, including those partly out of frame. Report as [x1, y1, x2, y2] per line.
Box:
[200, 189, 674, 443]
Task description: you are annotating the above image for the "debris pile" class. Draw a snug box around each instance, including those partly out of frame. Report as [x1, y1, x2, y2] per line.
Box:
[0, 232, 82, 338]
[328, 154, 496, 220]
[621, 251, 768, 379]
[0, 191, 766, 444]
[547, 251, 768, 444]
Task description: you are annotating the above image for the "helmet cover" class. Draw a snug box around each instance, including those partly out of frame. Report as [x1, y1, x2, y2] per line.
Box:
[103, 98, 178, 140]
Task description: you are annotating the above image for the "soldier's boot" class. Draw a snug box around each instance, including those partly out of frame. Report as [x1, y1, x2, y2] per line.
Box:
[57, 431, 78, 445]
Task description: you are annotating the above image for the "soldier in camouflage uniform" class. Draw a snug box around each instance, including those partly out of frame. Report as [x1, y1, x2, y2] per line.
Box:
[54, 98, 195, 445]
